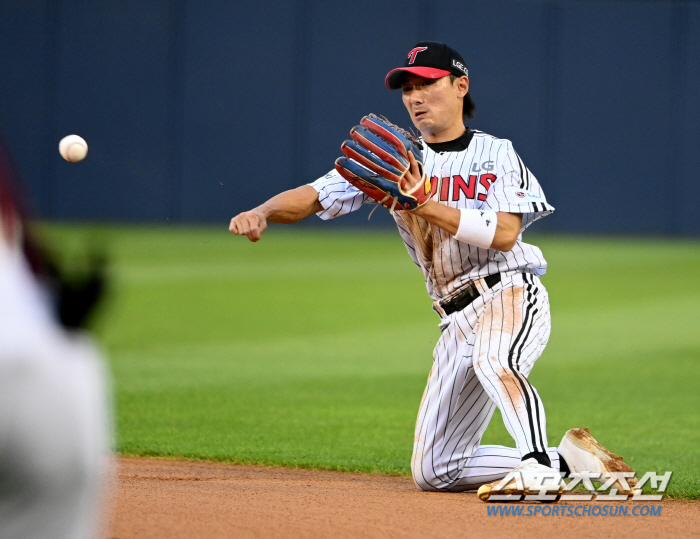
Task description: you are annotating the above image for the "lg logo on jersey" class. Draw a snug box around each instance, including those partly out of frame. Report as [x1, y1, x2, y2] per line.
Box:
[429, 174, 496, 202]
[471, 160, 495, 172]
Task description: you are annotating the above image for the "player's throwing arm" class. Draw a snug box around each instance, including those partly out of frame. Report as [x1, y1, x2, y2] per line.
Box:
[229, 185, 322, 242]
[229, 124, 520, 251]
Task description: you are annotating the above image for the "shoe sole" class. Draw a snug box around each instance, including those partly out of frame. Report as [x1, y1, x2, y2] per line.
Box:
[559, 428, 637, 490]
[477, 482, 563, 502]
[477, 464, 564, 502]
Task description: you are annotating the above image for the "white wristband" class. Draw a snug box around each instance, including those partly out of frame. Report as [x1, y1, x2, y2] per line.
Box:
[454, 209, 497, 248]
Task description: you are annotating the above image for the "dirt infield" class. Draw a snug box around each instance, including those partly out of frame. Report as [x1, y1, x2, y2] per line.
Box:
[109, 457, 699, 539]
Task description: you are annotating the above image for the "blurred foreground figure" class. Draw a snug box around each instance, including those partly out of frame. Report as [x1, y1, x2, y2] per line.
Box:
[0, 139, 111, 538]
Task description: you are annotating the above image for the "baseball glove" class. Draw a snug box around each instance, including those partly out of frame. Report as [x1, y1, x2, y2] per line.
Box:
[335, 114, 435, 214]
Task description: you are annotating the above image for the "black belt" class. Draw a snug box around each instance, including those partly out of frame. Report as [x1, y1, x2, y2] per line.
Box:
[440, 273, 501, 316]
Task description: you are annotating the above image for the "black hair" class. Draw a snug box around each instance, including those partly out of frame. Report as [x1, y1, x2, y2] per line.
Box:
[449, 74, 476, 120]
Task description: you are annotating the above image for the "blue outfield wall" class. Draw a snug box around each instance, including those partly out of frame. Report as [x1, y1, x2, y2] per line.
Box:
[0, 0, 699, 234]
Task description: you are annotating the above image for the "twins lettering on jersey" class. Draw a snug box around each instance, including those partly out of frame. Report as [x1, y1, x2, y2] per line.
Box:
[426, 173, 496, 202]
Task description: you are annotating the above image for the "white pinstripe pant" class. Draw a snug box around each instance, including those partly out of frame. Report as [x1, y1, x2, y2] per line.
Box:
[412, 272, 561, 492]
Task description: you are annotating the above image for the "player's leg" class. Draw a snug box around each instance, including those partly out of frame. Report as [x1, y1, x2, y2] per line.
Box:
[412, 284, 535, 492]
[411, 273, 560, 492]
[452, 445, 563, 487]
[471, 272, 552, 465]
[414, 410, 564, 491]
[411, 329, 497, 492]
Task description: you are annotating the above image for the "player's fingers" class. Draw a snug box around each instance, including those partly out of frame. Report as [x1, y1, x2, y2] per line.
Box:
[230, 211, 266, 239]
[247, 225, 262, 242]
[408, 151, 421, 178]
[403, 151, 419, 190]
[250, 218, 267, 242]
[238, 217, 253, 235]
[230, 214, 253, 235]
[229, 217, 243, 235]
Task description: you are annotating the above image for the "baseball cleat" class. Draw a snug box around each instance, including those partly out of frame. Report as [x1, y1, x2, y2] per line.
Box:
[557, 428, 637, 492]
[477, 458, 564, 502]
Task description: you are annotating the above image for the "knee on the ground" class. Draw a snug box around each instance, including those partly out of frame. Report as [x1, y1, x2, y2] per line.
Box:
[411, 457, 468, 492]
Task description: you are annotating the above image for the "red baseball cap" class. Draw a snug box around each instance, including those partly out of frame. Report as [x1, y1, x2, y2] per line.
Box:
[385, 41, 469, 90]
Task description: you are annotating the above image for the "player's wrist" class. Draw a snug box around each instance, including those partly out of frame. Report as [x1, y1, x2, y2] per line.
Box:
[410, 198, 434, 215]
[250, 208, 269, 221]
[454, 209, 497, 249]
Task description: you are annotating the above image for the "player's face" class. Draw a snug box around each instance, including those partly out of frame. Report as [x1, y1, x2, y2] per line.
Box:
[401, 74, 468, 140]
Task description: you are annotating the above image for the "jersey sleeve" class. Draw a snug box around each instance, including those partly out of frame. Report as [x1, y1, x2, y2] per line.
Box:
[308, 169, 370, 220]
[481, 141, 554, 231]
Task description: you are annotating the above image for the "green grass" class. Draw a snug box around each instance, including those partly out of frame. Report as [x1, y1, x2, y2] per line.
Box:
[36, 224, 700, 499]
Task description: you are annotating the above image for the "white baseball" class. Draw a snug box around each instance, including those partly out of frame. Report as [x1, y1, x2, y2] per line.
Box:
[59, 135, 88, 162]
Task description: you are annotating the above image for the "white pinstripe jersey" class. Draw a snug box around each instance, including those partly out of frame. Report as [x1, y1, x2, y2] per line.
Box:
[309, 129, 555, 302]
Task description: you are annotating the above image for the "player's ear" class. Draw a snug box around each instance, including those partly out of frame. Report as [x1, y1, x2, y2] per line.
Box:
[456, 76, 469, 98]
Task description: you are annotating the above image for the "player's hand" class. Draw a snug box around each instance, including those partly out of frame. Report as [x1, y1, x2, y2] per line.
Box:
[229, 210, 268, 242]
[401, 151, 423, 195]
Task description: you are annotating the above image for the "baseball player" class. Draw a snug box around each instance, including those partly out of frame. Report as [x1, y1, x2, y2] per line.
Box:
[230, 41, 635, 498]
[0, 138, 111, 537]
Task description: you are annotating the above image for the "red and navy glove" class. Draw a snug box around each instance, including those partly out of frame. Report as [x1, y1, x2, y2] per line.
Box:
[335, 114, 435, 214]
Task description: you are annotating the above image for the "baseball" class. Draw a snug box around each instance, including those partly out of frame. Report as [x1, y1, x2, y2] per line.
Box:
[59, 134, 88, 162]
